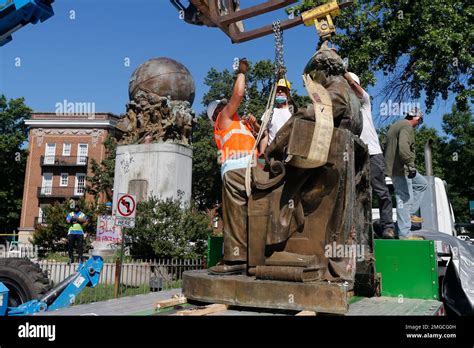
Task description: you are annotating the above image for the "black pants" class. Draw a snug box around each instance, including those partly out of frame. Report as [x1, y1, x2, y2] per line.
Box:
[370, 154, 395, 231]
[68, 234, 84, 263]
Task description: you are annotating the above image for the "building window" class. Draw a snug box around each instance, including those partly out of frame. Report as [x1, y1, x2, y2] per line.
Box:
[63, 143, 71, 156]
[41, 173, 53, 195]
[38, 204, 50, 224]
[44, 143, 56, 165]
[77, 144, 88, 165]
[60, 173, 68, 187]
[75, 173, 86, 196]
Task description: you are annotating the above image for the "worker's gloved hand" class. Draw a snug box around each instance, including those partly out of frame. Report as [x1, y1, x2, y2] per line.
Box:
[407, 168, 417, 179]
[238, 58, 248, 75]
[246, 114, 257, 125]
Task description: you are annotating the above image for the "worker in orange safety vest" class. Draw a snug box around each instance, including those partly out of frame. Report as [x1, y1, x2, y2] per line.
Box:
[206, 58, 260, 275]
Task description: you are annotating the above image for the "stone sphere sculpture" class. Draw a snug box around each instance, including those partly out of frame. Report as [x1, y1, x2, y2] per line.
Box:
[128, 57, 195, 105]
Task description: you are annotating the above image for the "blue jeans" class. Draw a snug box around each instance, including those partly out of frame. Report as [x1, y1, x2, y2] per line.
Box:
[391, 173, 428, 237]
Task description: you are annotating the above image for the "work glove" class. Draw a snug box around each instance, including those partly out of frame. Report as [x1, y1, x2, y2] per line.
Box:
[407, 168, 417, 179]
[238, 58, 248, 75]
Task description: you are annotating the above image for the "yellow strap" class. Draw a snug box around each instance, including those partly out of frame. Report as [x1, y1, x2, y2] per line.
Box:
[288, 74, 333, 168]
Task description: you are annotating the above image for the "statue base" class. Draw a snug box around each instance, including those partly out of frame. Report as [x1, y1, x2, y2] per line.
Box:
[182, 270, 349, 314]
[112, 142, 193, 210]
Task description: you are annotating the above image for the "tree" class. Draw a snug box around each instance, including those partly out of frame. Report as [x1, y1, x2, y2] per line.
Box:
[126, 196, 210, 259]
[0, 95, 31, 233]
[439, 105, 474, 222]
[86, 134, 117, 203]
[413, 126, 445, 179]
[192, 115, 222, 211]
[193, 59, 311, 210]
[289, 0, 473, 111]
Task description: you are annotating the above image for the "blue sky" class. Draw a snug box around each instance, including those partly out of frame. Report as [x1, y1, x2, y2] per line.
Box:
[0, 0, 458, 134]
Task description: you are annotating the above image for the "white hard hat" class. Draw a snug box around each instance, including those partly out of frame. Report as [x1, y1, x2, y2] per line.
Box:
[406, 107, 423, 118]
[207, 99, 226, 124]
[348, 72, 360, 86]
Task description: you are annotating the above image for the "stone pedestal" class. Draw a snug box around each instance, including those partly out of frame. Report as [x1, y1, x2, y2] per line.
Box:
[92, 142, 192, 256]
[112, 142, 193, 213]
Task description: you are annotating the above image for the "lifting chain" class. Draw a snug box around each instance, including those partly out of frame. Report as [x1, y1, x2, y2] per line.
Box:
[267, 20, 286, 126]
[272, 20, 286, 78]
[243, 82, 250, 120]
[234, 57, 251, 120]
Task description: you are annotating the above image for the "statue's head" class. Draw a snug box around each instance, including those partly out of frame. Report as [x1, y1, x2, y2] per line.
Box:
[303, 43, 346, 82]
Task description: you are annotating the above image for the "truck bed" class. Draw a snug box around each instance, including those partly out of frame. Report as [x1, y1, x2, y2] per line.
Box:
[35, 289, 444, 316]
[347, 296, 444, 316]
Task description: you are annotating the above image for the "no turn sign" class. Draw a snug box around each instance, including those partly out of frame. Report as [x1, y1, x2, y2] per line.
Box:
[116, 193, 136, 228]
[117, 193, 136, 218]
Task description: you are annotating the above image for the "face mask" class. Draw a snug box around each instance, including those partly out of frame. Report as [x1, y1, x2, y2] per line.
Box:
[275, 95, 287, 104]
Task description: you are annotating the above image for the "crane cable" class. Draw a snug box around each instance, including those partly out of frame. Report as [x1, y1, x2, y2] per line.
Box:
[244, 20, 286, 197]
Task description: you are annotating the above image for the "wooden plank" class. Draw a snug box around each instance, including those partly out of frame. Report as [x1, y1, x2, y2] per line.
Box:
[296, 310, 317, 316]
[154, 295, 187, 310]
[175, 304, 228, 316]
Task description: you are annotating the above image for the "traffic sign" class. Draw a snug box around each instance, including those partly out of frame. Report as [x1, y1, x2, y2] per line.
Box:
[116, 193, 136, 229]
[117, 193, 136, 218]
[115, 218, 135, 228]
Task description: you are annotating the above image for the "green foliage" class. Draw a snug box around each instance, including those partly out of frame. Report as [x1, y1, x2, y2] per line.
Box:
[0, 95, 31, 233]
[203, 59, 274, 119]
[192, 115, 222, 210]
[86, 135, 117, 203]
[413, 126, 445, 178]
[126, 196, 211, 259]
[74, 281, 182, 306]
[289, 0, 473, 111]
[439, 105, 474, 222]
[32, 199, 107, 256]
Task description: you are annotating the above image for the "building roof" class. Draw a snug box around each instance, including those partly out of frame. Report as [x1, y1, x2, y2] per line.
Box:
[25, 112, 122, 129]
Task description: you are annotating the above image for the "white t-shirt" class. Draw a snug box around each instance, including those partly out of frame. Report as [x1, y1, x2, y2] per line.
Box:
[268, 107, 292, 144]
[359, 90, 383, 155]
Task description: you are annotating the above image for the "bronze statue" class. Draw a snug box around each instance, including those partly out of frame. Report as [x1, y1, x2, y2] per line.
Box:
[244, 44, 371, 286]
[183, 44, 375, 313]
[117, 58, 196, 146]
[117, 90, 195, 145]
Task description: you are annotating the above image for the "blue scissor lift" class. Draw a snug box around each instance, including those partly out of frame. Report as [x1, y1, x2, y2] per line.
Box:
[0, 0, 54, 46]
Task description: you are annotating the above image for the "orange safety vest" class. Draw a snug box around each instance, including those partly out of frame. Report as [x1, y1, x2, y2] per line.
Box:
[214, 112, 257, 165]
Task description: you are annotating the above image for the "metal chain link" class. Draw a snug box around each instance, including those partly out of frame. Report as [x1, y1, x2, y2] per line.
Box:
[267, 20, 286, 127]
[233, 57, 250, 120]
[272, 20, 286, 77]
[243, 87, 250, 120]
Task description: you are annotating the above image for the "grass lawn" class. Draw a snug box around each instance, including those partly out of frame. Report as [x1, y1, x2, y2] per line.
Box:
[74, 280, 183, 305]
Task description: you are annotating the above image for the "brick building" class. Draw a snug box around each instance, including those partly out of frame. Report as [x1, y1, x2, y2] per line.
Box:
[18, 112, 120, 244]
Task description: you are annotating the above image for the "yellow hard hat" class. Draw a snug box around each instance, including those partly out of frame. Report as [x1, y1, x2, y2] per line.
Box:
[277, 78, 291, 91]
